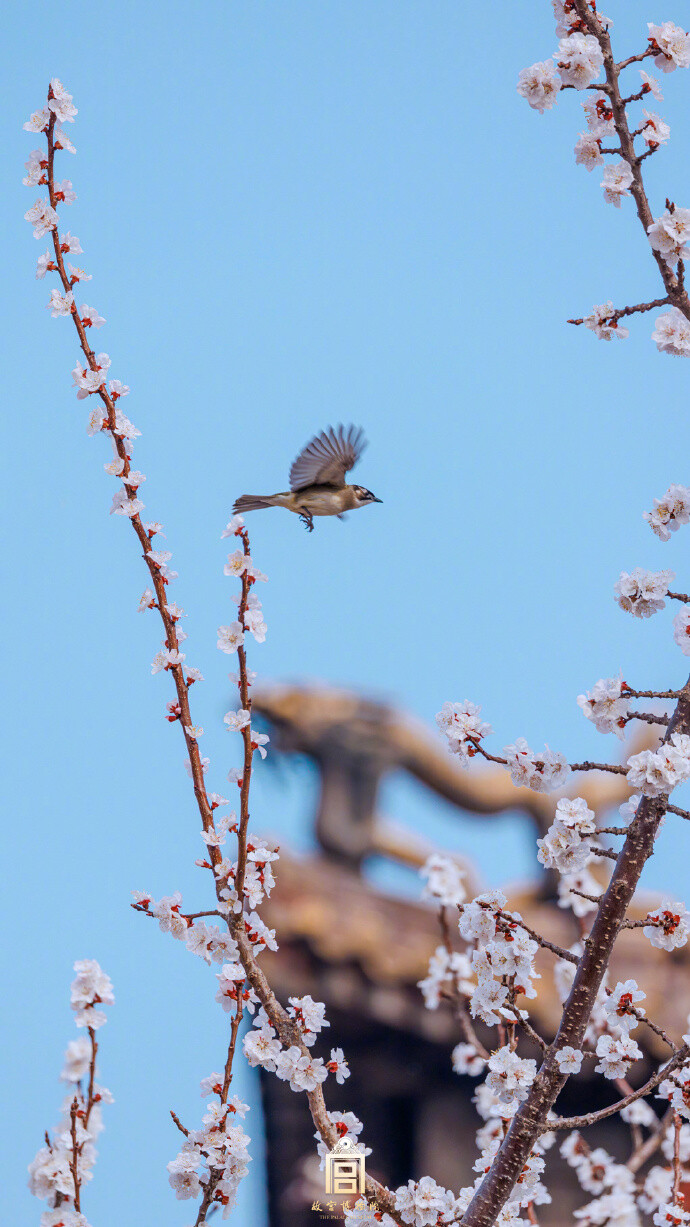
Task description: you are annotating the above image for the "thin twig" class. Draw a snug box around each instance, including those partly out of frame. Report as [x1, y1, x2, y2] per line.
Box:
[503, 913, 579, 966]
[40, 88, 402, 1227]
[68, 1098, 81, 1212]
[544, 1045, 689, 1132]
[628, 1105, 674, 1173]
[570, 761, 627, 775]
[623, 689, 681, 699]
[170, 1110, 189, 1137]
[568, 297, 669, 326]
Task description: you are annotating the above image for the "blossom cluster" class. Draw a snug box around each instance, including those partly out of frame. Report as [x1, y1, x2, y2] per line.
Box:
[645, 483, 690, 540]
[242, 1002, 349, 1092]
[28, 961, 114, 1227]
[577, 674, 629, 738]
[435, 700, 492, 761]
[167, 1084, 251, 1217]
[502, 738, 569, 793]
[460, 890, 540, 1028]
[626, 733, 690, 796]
[536, 796, 598, 873]
[517, 9, 690, 355]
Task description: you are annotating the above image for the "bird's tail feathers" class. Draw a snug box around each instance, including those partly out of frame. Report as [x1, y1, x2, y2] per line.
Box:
[233, 494, 279, 514]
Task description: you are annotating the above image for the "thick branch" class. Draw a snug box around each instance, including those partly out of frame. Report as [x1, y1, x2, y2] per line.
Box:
[459, 674, 690, 1227]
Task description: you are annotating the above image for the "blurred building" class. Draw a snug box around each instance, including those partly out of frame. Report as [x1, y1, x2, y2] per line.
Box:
[254, 686, 689, 1226]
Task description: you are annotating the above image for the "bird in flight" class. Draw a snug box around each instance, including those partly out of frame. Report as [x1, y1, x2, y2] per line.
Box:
[233, 425, 382, 531]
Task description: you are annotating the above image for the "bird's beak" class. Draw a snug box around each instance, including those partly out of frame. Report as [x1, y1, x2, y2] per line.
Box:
[372, 496, 383, 503]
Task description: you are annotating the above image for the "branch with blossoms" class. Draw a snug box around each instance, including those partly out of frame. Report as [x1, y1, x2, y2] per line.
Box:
[28, 960, 114, 1227]
[517, 2, 690, 354]
[24, 37, 690, 1227]
[23, 80, 408, 1226]
[348, 9, 690, 1226]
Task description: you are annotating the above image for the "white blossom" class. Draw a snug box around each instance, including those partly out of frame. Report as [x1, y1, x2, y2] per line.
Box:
[418, 945, 472, 1010]
[648, 208, 690, 265]
[420, 853, 466, 906]
[24, 107, 50, 133]
[574, 133, 603, 171]
[48, 79, 78, 123]
[24, 199, 59, 238]
[326, 1047, 351, 1083]
[503, 738, 570, 793]
[458, 890, 506, 945]
[487, 1046, 537, 1106]
[436, 699, 492, 760]
[72, 354, 111, 399]
[582, 91, 615, 137]
[452, 1043, 486, 1076]
[221, 515, 245, 537]
[582, 302, 629, 341]
[601, 160, 633, 208]
[674, 608, 690, 655]
[556, 33, 604, 90]
[35, 252, 55, 278]
[59, 231, 82, 254]
[626, 734, 690, 796]
[621, 1098, 656, 1127]
[604, 979, 645, 1032]
[167, 1147, 202, 1200]
[555, 1046, 583, 1075]
[243, 1025, 281, 1071]
[641, 109, 670, 147]
[516, 61, 560, 112]
[60, 1036, 92, 1082]
[70, 959, 114, 1012]
[595, 1032, 642, 1080]
[614, 567, 674, 617]
[394, 1175, 457, 1226]
[217, 622, 245, 653]
[644, 897, 690, 950]
[80, 304, 106, 329]
[619, 794, 641, 825]
[648, 22, 690, 72]
[640, 69, 664, 100]
[110, 490, 144, 518]
[537, 796, 597, 873]
[577, 674, 629, 737]
[23, 149, 47, 186]
[287, 994, 329, 1036]
[150, 893, 187, 939]
[653, 308, 690, 356]
[54, 179, 77, 205]
[645, 483, 690, 540]
[653, 1206, 690, 1227]
[658, 1066, 690, 1122]
[274, 1045, 327, 1092]
[47, 289, 74, 318]
[68, 263, 91, 283]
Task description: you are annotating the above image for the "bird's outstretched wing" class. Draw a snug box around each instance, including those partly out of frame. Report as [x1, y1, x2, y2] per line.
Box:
[289, 425, 367, 491]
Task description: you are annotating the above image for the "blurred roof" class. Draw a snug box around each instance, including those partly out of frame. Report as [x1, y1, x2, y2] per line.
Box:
[256, 684, 689, 1060]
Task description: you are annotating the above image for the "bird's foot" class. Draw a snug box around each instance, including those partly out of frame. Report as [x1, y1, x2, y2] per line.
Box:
[299, 512, 314, 532]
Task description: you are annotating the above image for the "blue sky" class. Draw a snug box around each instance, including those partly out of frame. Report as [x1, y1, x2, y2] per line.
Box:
[4, 2, 690, 1223]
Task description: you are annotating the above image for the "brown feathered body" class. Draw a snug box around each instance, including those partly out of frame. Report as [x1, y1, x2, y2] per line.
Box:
[233, 425, 381, 530]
